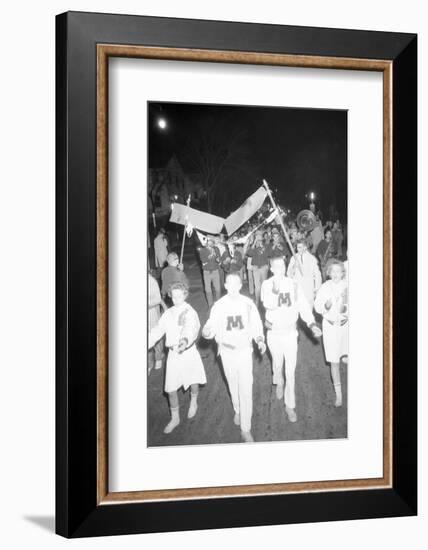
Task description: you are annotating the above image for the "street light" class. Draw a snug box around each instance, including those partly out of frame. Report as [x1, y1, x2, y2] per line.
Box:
[307, 191, 316, 213]
[157, 117, 168, 130]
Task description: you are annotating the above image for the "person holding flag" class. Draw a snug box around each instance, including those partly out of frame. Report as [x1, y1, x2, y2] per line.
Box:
[246, 230, 269, 305]
[197, 236, 221, 307]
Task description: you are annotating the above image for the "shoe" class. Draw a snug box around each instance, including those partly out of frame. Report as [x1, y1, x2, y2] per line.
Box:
[233, 413, 240, 426]
[241, 430, 254, 443]
[285, 406, 297, 423]
[333, 383, 342, 407]
[163, 417, 180, 434]
[334, 397, 343, 407]
[155, 360, 163, 370]
[163, 407, 180, 434]
[276, 384, 284, 400]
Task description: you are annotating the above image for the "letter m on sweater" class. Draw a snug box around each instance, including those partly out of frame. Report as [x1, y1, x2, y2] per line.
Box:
[226, 315, 244, 330]
[278, 292, 291, 306]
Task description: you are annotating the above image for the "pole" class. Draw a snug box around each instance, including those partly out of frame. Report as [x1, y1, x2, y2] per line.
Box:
[262, 179, 303, 276]
[179, 195, 191, 264]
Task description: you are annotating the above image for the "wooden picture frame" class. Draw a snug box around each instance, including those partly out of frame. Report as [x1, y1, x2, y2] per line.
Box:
[56, 11, 417, 538]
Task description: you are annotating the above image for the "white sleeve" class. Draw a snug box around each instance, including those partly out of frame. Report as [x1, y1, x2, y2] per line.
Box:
[148, 311, 167, 348]
[203, 303, 219, 339]
[260, 280, 266, 302]
[149, 276, 161, 307]
[314, 283, 328, 316]
[287, 257, 296, 278]
[249, 301, 264, 343]
[261, 280, 278, 310]
[181, 308, 201, 345]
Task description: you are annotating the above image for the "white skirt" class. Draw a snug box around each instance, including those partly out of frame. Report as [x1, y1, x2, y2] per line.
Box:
[322, 318, 348, 363]
[164, 345, 207, 393]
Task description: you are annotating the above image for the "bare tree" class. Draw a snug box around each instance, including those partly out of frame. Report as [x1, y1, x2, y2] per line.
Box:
[181, 115, 259, 215]
[148, 170, 166, 213]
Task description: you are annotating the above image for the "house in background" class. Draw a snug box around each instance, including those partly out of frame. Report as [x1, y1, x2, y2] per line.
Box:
[148, 155, 205, 223]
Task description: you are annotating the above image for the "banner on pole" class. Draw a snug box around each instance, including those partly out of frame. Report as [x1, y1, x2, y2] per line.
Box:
[195, 230, 208, 246]
[224, 186, 267, 235]
[170, 203, 225, 234]
[170, 185, 268, 236]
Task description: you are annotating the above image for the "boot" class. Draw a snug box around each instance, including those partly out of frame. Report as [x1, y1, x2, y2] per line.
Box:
[241, 430, 254, 443]
[285, 405, 297, 423]
[187, 393, 198, 419]
[334, 383, 342, 407]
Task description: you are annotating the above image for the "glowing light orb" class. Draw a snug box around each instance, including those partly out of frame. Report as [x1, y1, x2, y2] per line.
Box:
[157, 117, 167, 130]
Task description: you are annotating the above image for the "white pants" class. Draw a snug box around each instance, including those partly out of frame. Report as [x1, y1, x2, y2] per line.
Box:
[220, 347, 253, 433]
[267, 329, 298, 408]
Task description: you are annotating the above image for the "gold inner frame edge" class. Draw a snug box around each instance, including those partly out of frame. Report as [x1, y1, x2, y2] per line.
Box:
[96, 44, 393, 504]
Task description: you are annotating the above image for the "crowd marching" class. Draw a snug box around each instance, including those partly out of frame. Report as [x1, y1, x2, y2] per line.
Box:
[149, 208, 348, 443]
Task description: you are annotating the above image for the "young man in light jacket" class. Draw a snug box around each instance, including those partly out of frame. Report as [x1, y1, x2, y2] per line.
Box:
[202, 272, 266, 443]
[262, 256, 322, 422]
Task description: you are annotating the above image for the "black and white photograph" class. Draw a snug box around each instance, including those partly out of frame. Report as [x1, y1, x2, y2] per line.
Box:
[147, 101, 348, 446]
[0, 0, 421, 545]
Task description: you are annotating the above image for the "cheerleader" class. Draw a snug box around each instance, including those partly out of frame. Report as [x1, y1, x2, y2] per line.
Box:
[314, 259, 348, 407]
[148, 272, 164, 373]
[149, 282, 207, 433]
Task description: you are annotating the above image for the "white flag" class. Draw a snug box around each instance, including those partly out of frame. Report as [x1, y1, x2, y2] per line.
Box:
[185, 221, 194, 237]
[170, 203, 225, 234]
[265, 209, 279, 225]
[195, 230, 207, 246]
[224, 186, 267, 235]
[233, 232, 252, 245]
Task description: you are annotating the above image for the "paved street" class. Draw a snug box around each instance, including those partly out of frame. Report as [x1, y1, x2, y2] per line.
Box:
[148, 241, 347, 446]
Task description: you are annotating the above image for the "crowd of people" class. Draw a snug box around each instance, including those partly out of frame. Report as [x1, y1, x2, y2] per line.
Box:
[148, 210, 348, 444]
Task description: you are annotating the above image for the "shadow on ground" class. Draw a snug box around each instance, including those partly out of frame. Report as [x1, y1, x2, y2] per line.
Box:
[23, 515, 55, 533]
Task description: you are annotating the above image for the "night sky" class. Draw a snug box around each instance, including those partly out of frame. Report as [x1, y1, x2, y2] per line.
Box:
[148, 101, 347, 221]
